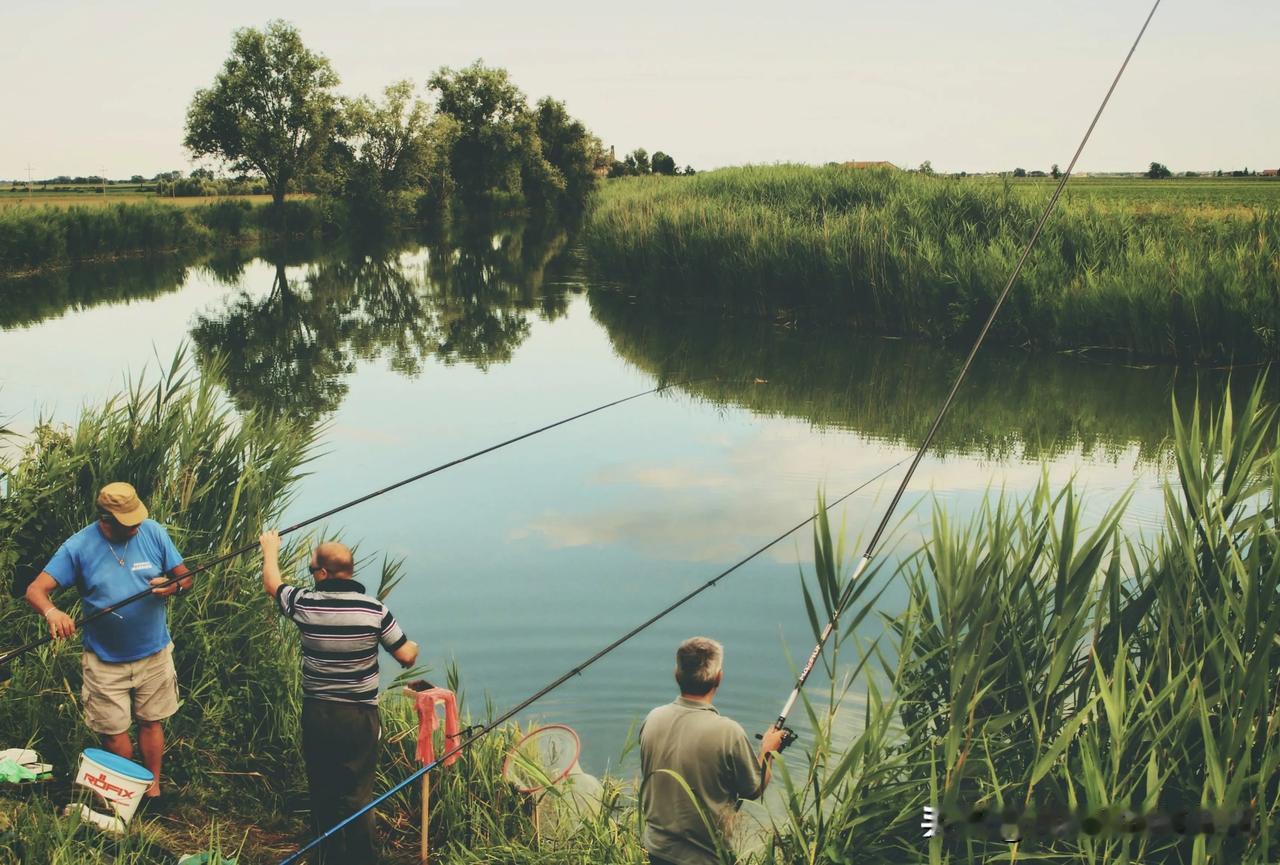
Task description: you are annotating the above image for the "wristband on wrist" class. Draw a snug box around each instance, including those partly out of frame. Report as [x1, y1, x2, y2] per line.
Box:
[43, 607, 60, 619]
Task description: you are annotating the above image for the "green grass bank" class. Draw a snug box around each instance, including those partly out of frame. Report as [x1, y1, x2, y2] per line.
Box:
[0, 199, 338, 275]
[581, 166, 1280, 362]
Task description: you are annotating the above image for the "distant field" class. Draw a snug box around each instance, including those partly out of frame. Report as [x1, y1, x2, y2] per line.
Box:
[990, 176, 1280, 210]
[1, 189, 282, 209]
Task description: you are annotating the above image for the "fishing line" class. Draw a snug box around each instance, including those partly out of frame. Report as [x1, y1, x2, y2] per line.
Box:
[278, 457, 908, 865]
[0, 382, 676, 672]
[769, 0, 1164, 735]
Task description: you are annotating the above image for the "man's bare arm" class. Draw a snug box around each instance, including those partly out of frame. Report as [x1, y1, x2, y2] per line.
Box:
[150, 562, 193, 597]
[26, 572, 75, 639]
[259, 531, 284, 598]
[391, 639, 420, 668]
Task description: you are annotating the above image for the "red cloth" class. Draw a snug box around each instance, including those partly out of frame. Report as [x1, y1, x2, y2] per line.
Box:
[412, 688, 460, 768]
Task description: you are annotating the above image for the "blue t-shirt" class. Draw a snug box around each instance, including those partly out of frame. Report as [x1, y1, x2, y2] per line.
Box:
[43, 519, 184, 663]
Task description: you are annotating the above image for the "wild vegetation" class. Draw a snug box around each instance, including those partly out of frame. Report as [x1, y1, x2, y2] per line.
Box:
[582, 165, 1280, 362]
[0, 356, 316, 860]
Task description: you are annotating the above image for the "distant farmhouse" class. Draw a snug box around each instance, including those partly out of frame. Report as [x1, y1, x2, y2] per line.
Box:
[842, 161, 899, 170]
[1263, 168, 1279, 177]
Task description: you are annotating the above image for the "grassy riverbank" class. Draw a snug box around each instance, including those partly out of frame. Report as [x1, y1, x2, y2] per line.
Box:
[582, 167, 1280, 362]
[0, 199, 337, 275]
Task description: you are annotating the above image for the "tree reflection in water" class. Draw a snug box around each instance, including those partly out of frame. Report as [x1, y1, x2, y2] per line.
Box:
[588, 287, 1275, 462]
[190, 220, 572, 417]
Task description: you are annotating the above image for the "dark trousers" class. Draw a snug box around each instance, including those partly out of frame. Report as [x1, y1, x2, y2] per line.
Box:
[302, 698, 380, 865]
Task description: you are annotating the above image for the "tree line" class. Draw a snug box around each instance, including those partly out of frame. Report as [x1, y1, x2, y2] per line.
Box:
[183, 20, 609, 222]
[607, 147, 695, 177]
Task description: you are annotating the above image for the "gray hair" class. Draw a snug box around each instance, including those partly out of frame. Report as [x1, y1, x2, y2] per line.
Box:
[675, 637, 723, 695]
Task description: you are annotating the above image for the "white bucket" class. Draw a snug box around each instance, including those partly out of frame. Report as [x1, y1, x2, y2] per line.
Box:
[75, 748, 153, 823]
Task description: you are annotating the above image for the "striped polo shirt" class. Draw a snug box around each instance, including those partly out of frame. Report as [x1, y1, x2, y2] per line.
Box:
[276, 578, 409, 705]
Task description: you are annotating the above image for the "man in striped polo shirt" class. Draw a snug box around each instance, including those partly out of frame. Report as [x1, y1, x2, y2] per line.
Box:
[259, 530, 419, 865]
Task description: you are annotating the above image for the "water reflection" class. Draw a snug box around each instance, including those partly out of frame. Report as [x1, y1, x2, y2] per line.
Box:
[0, 254, 204, 330]
[5, 226, 1270, 459]
[187, 222, 575, 416]
[590, 288, 1272, 461]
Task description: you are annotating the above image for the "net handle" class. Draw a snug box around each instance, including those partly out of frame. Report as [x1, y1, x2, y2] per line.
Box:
[501, 724, 581, 793]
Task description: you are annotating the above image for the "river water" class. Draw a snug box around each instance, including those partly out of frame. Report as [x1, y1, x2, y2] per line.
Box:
[0, 223, 1248, 777]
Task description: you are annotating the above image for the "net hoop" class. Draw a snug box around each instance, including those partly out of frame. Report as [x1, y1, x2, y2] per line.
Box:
[501, 724, 581, 793]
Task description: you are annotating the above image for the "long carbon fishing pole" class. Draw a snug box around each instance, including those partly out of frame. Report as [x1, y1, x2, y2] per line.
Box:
[278, 458, 909, 865]
[0, 383, 672, 671]
[769, 0, 1164, 735]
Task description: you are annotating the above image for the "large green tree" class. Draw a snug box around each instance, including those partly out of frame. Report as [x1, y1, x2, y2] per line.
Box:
[184, 21, 340, 207]
[428, 61, 552, 201]
[534, 97, 605, 209]
[339, 80, 459, 217]
[650, 150, 677, 176]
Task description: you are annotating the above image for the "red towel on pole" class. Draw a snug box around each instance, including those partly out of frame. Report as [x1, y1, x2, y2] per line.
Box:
[412, 688, 461, 768]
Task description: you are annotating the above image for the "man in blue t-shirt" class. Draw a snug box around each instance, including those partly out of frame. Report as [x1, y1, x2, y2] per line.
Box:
[25, 482, 192, 803]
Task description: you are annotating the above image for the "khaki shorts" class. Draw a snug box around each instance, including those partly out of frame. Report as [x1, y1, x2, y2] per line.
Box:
[81, 642, 179, 735]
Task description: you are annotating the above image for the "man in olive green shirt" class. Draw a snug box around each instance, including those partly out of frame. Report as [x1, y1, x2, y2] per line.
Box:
[639, 637, 785, 865]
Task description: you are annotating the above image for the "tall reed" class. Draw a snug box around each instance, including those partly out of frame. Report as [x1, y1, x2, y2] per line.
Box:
[582, 167, 1280, 362]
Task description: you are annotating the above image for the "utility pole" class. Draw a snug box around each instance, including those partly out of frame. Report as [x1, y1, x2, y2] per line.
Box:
[25, 162, 34, 202]
[100, 165, 108, 196]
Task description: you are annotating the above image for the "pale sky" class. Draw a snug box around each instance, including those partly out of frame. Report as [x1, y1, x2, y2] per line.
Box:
[2, 0, 1276, 179]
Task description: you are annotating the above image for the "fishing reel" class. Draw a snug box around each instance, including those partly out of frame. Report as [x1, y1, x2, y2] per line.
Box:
[756, 726, 799, 753]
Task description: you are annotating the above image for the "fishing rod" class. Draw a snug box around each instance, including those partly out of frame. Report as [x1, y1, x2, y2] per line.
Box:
[278, 458, 909, 865]
[767, 0, 1164, 738]
[0, 382, 676, 675]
